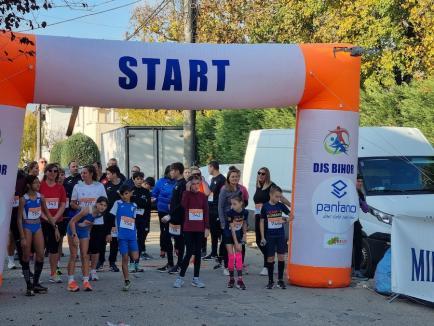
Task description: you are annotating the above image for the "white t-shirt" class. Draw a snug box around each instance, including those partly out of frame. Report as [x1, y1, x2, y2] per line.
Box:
[71, 181, 107, 225]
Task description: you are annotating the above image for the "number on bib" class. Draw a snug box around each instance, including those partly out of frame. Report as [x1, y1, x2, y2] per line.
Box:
[80, 197, 96, 207]
[169, 223, 181, 235]
[189, 209, 203, 221]
[120, 216, 135, 230]
[28, 207, 41, 219]
[46, 198, 59, 210]
[268, 217, 284, 229]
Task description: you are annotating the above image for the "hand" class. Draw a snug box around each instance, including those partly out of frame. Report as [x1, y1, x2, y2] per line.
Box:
[260, 239, 267, 247]
[161, 215, 171, 223]
[235, 243, 242, 252]
[106, 235, 112, 243]
[204, 228, 210, 238]
[186, 181, 192, 191]
[54, 228, 60, 241]
[73, 235, 79, 247]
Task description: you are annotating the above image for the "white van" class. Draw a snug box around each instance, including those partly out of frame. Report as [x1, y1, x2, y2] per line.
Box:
[242, 127, 434, 276]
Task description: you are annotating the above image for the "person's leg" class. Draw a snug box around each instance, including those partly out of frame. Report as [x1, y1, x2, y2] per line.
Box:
[136, 219, 146, 259]
[179, 232, 193, 277]
[158, 212, 167, 253]
[143, 215, 151, 254]
[10, 215, 23, 264]
[21, 229, 33, 291]
[121, 254, 129, 281]
[277, 254, 285, 281]
[209, 208, 219, 257]
[109, 237, 119, 266]
[266, 237, 276, 285]
[193, 233, 203, 278]
[67, 235, 77, 279]
[46, 225, 59, 279]
[353, 221, 363, 272]
[255, 215, 267, 268]
[80, 239, 90, 279]
[175, 234, 185, 267]
[226, 244, 235, 279]
[33, 229, 45, 287]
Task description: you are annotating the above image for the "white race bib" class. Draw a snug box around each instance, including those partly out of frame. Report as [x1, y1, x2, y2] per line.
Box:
[46, 198, 59, 210]
[255, 204, 263, 215]
[120, 216, 135, 230]
[189, 209, 203, 221]
[268, 217, 284, 229]
[169, 223, 181, 236]
[136, 209, 145, 216]
[80, 197, 96, 207]
[28, 207, 41, 220]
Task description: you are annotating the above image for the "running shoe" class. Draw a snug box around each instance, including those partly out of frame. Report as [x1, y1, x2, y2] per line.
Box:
[223, 268, 230, 276]
[109, 264, 120, 273]
[96, 261, 104, 272]
[213, 263, 222, 270]
[33, 283, 48, 293]
[128, 263, 136, 273]
[201, 249, 207, 258]
[236, 279, 246, 290]
[168, 265, 180, 274]
[7, 261, 16, 270]
[134, 263, 144, 273]
[277, 280, 287, 289]
[83, 281, 93, 291]
[90, 272, 99, 281]
[160, 251, 166, 258]
[122, 280, 132, 291]
[173, 276, 184, 288]
[49, 274, 62, 283]
[141, 252, 153, 260]
[191, 277, 205, 288]
[266, 281, 275, 289]
[25, 287, 35, 296]
[157, 264, 172, 273]
[227, 278, 235, 288]
[202, 254, 216, 261]
[67, 280, 80, 292]
[352, 270, 369, 281]
[259, 267, 268, 276]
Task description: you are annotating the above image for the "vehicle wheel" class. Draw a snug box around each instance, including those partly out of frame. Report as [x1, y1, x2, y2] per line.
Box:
[360, 238, 375, 278]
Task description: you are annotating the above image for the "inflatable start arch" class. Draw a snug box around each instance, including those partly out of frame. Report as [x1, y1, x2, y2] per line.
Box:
[0, 32, 361, 288]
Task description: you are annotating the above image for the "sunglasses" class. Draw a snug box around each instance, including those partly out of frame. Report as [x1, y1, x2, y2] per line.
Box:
[257, 171, 266, 176]
[40, 161, 47, 164]
[48, 169, 58, 173]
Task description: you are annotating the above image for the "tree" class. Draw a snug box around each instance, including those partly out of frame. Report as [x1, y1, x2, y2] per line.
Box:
[49, 140, 64, 164]
[117, 109, 183, 126]
[60, 133, 99, 167]
[19, 111, 37, 166]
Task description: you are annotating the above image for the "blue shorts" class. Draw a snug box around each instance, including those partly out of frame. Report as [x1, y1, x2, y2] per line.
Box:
[23, 222, 41, 235]
[266, 235, 286, 257]
[67, 225, 90, 240]
[118, 238, 138, 255]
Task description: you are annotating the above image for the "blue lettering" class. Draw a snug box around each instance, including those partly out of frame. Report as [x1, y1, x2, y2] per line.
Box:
[427, 250, 431, 282]
[313, 163, 319, 173]
[1, 165, 7, 175]
[119, 56, 138, 90]
[189, 60, 208, 91]
[142, 58, 160, 90]
[162, 59, 182, 91]
[412, 248, 424, 281]
[212, 60, 230, 91]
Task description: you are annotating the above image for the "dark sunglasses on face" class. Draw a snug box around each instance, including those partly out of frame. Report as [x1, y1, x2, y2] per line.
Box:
[48, 169, 58, 173]
[257, 171, 266, 176]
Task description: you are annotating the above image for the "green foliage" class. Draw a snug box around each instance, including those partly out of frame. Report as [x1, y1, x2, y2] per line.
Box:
[20, 111, 37, 166]
[49, 140, 64, 165]
[117, 109, 183, 126]
[61, 133, 100, 167]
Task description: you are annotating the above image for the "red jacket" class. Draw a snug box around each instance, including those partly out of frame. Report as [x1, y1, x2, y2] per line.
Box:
[181, 191, 209, 232]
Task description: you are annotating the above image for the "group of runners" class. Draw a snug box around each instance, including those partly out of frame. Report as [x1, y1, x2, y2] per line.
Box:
[7, 157, 293, 295]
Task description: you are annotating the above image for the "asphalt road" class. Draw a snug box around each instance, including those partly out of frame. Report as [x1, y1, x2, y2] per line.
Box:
[1, 217, 432, 326]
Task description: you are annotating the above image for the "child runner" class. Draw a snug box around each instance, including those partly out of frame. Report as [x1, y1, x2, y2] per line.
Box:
[66, 197, 108, 292]
[259, 185, 290, 289]
[173, 175, 209, 288]
[17, 175, 60, 296]
[108, 185, 139, 291]
[223, 195, 248, 290]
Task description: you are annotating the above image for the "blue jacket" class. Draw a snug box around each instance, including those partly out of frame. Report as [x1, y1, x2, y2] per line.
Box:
[152, 177, 176, 213]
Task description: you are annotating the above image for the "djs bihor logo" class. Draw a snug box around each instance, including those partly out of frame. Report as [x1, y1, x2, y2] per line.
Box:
[323, 126, 350, 155]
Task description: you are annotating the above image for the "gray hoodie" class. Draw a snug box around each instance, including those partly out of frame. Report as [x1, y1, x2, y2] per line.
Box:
[218, 185, 242, 229]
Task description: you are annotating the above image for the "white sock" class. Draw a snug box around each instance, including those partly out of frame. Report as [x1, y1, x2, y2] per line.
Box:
[68, 275, 74, 283]
[83, 276, 89, 282]
[8, 256, 14, 264]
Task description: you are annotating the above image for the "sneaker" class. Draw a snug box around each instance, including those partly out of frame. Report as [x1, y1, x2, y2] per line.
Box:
[352, 270, 368, 280]
[173, 276, 184, 288]
[49, 274, 62, 283]
[56, 267, 62, 276]
[67, 280, 79, 292]
[160, 251, 166, 258]
[83, 281, 93, 291]
[213, 263, 222, 270]
[25, 287, 35, 296]
[108, 264, 119, 272]
[191, 277, 205, 288]
[7, 261, 16, 270]
[223, 268, 230, 276]
[122, 280, 132, 292]
[201, 250, 207, 258]
[202, 254, 216, 261]
[134, 263, 144, 273]
[90, 272, 99, 281]
[141, 252, 153, 260]
[33, 283, 48, 293]
[96, 261, 104, 272]
[236, 279, 246, 290]
[277, 280, 287, 289]
[168, 265, 180, 274]
[260, 267, 268, 276]
[128, 263, 136, 273]
[266, 281, 274, 289]
[227, 278, 235, 288]
[157, 264, 172, 273]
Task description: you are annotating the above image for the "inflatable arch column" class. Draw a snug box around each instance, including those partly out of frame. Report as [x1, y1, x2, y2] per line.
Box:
[0, 32, 360, 287]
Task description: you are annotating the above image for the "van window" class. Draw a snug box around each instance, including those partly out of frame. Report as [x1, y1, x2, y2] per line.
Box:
[359, 156, 434, 195]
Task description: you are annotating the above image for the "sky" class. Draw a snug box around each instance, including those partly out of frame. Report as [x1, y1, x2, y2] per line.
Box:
[23, 0, 152, 40]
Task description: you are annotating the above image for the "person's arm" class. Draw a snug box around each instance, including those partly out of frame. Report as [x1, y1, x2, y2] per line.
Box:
[260, 207, 266, 244]
[230, 221, 239, 248]
[68, 207, 89, 236]
[52, 188, 66, 222]
[202, 179, 211, 196]
[70, 184, 80, 210]
[152, 179, 162, 199]
[41, 197, 56, 227]
[203, 195, 210, 230]
[17, 197, 26, 246]
[145, 191, 152, 217]
[218, 188, 226, 229]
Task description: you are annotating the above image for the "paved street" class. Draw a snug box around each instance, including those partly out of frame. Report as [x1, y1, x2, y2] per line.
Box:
[1, 216, 433, 326]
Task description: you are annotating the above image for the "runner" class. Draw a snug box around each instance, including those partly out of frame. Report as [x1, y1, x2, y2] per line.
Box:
[98, 165, 123, 272]
[223, 195, 248, 290]
[17, 175, 60, 296]
[57, 167, 67, 269]
[152, 166, 176, 264]
[124, 165, 141, 189]
[27, 161, 39, 177]
[173, 175, 209, 288]
[70, 165, 107, 281]
[39, 163, 67, 283]
[131, 171, 152, 263]
[66, 197, 108, 292]
[107, 185, 139, 291]
[259, 185, 291, 289]
[159, 162, 186, 274]
[203, 160, 226, 262]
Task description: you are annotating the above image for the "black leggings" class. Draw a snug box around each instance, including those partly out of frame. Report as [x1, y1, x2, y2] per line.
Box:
[42, 222, 59, 254]
[158, 211, 168, 251]
[9, 211, 23, 263]
[165, 227, 184, 267]
[209, 206, 221, 257]
[136, 216, 150, 254]
[180, 232, 203, 277]
[353, 220, 363, 270]
[255, 214, 267, 268]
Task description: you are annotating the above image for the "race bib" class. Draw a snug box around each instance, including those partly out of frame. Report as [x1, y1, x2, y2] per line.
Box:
[111, 226, 118, 237]
[208, 192, 214, 202]
[46, 198, 59, 210]
[268, 217, 284, 229]
[12, 196, 19, 208]
[232, 220, 243, 231]
[120, 216, 135, 230]
[255, 204, 263, 215]
[169, 223, 181, 236]
[136, 209, 145, 216]
[80, 197, 96, 207]
[189, 209, 203, 221]
[28, 207, 41, 219]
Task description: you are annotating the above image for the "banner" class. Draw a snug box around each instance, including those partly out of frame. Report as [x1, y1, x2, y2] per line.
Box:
[392, 214, 434, 303]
